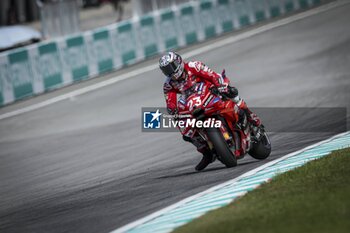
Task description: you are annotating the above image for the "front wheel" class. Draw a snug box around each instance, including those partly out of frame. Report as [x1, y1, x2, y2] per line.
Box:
[249, 130, 271, 160]
[206, 127, 237, 168]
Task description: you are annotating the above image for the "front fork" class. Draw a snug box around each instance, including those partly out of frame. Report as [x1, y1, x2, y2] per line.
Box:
[222, 120, 253, 159]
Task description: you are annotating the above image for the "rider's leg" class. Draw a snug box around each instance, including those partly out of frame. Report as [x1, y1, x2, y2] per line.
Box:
[235, 97, 261, 126]
[183, 135, 215, 171]
[229, 88, 261, 127]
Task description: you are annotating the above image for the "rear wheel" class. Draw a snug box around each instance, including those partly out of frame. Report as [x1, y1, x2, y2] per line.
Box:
[206, 127, 237, 168]
[249, 131, 271, 160]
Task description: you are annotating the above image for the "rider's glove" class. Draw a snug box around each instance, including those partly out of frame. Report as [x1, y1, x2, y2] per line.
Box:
[227, 86, 238, 98]
[217, 84, 229, 94]
[218, 85, 239, 99]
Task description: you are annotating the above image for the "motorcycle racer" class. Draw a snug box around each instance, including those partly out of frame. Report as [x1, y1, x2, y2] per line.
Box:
[159, 51, 261, 171]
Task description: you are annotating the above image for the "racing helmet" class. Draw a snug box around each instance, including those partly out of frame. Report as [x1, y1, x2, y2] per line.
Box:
[159, 52, 184, 80]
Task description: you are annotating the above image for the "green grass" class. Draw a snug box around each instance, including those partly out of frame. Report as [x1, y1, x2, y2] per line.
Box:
[174, 148, 350, 233]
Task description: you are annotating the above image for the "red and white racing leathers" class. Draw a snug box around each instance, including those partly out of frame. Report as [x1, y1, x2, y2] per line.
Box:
[162, 61, 228, 153]
[163, 61, 229, 114]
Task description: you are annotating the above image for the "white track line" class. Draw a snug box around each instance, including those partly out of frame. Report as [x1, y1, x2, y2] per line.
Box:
[0, 0, 346, 121]
[111, 131, 350, 233]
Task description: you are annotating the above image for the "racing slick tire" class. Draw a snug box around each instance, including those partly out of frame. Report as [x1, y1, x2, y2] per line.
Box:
[206, 127, 237, 168]
[249, 131, 271, 160]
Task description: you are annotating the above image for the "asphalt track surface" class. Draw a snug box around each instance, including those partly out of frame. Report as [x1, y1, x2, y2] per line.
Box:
[1, 3, 350, 233]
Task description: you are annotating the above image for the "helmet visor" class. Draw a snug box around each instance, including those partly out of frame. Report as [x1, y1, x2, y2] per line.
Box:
[160, 60, 183, 79]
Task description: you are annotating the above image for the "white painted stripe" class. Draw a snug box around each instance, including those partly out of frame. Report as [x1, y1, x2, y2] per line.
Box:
[276, 154, 327, 165]
[161, 198, 233, 216]
[147, 203, 230, 225]
[194, 185, 263, 201]
[0, 0, 346, 121]
[259, 160, 310, 173]
[111, 132, 350, 233]
[233, 178, 270, 187]
[170, 194, 233, 208]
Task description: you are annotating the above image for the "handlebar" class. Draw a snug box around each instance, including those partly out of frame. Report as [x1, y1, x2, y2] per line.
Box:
[210, 86, 237, 100]
[210, 87, 229, 100]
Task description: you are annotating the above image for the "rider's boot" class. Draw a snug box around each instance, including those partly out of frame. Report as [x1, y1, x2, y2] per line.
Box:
[195, 148, 215, 171]
[182, 135, 215, 171]
[232, 95, 261, 127]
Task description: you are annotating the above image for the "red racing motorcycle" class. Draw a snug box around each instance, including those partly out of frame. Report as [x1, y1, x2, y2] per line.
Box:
[176, 78, 271, 168]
